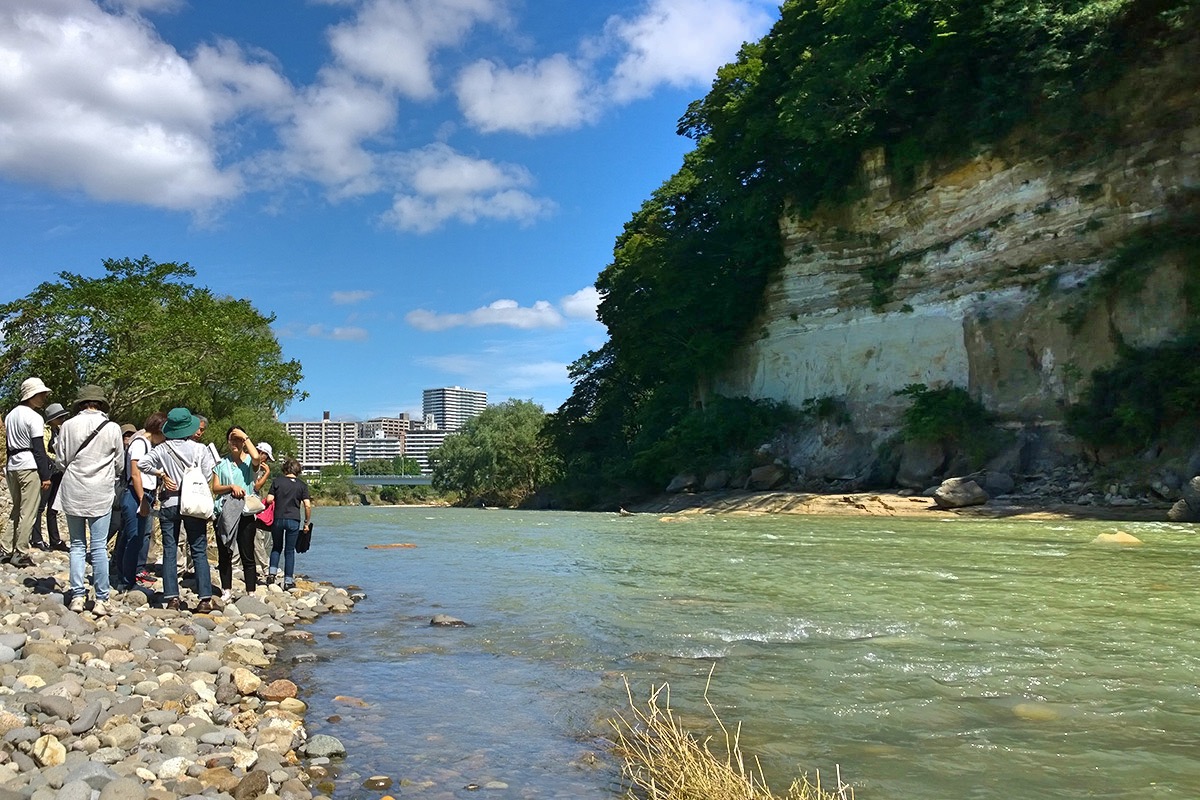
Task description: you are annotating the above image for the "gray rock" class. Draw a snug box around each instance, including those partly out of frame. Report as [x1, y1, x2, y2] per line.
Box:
[187, 654, 222, 674]
[665, 474, 697, 493]
[896, 440, 946, 490]
[69, 700, 103, 735]
[98, 776, 148, 800]
[702, 471, 730, 491]
[981, 471, 1015, 496]
[304, 734, 346, 758]
[746, 463, 787, 491]
[0, 633, 27, 651]
[63, 760, 119, 789]
[430, 614, 468, 627]
[932, 478, 989, 509]
[1167, 498, 1198, 522]
[0, 645, 15, 665]
[55, 780, 94, 800]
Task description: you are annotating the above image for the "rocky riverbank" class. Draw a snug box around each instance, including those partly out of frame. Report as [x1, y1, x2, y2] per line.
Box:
[0, 548, 358, 800]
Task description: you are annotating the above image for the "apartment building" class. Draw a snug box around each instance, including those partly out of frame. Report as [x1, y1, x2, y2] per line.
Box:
[285, 412, 358, 473]
[422, 386, 487, 431]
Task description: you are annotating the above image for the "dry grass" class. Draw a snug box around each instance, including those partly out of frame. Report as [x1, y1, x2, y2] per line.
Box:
[610, 670, 853, 800]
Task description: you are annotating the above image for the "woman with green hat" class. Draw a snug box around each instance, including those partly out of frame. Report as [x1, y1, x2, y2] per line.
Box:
[133, 407, 217, 613]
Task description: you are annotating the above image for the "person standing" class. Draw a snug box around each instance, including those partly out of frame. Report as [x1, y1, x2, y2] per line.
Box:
[252, 442, 274, 576]
[211, 427, 264, 600]
[53, 385, 123, 615]
[32, 402, 69, 552]
[123, 412, 166, 592]
[264, 458, 311, 591]
[4, 377, 53, 567]
[135, 408, 217, 613]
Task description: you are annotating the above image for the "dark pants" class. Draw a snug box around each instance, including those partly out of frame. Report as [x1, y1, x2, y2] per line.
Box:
[33, 472, 63, 547]
[159, 505, 213, 601]
[217, 514, 259, 594]
[113, 486, 155, 590]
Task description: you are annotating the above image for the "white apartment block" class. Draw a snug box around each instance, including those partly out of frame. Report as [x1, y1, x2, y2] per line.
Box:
[422, 386, 487, 431]
[355, 431, 403, 463]
[285, 412, 358, 473]
[404, 429, 449, 475]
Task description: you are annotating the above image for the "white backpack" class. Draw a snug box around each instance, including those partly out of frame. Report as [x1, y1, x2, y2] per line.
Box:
[166, 444, 215, 520]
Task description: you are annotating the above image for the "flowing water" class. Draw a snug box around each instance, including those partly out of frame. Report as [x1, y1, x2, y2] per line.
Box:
[283, 507, 1200, 799]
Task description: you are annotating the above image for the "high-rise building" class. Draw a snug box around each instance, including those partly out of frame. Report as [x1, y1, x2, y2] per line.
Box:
[422, 386, 487, 431]
[285, 411, 358, 473]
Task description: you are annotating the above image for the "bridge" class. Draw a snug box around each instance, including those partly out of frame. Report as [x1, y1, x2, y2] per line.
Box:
[347, 475, 433, 486]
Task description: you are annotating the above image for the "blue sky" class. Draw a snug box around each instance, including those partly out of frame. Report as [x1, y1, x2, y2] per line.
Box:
[0, 0, 779, 421]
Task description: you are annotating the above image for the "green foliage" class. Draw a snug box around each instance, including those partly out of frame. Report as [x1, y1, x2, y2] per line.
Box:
[378, 484, 437, 505]
[0, 256, 305, 434]
[429, 400, 561, 507]
[896, 384, 1008, 467]
[630, 396, 799, 486]
[1066, 331, 1200, 451]
[354, 456, 422, 477]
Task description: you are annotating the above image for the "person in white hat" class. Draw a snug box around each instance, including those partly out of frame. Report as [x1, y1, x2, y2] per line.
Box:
[32, 402, 70, 552]
[4, 377, 53, 567]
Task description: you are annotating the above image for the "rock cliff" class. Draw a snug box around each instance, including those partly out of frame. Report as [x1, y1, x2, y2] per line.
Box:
[716, 38, 1199, 481]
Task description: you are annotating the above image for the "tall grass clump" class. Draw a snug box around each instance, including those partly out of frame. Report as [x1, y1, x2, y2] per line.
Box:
[610, 674, 853, 800]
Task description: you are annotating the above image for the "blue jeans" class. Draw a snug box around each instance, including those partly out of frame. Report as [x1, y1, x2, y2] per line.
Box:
[114, 486, 155, 589]
[159, 504, 212, 600]
[67, 511, 112, 601]
[270, 518, 300, 581]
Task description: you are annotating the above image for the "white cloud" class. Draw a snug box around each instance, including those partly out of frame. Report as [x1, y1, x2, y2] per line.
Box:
[331, 290, 375, 305]
[407, 299, 564, 332]
[327, 0, 504, 99]
[380, 143, 554, 232]
[455, 54, 596, 135]
[560, 286, 600, 321]
[0, 0, 240, 210]
[191, 39, 294, 124]
[606, 0, 775, 102]
[498, 361, 569, 391]
[416, 354, 568, 393]
[304, 323, 369, 341]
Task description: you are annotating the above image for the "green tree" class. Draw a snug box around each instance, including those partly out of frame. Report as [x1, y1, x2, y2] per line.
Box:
[355, 459, 393, 476]
[0, 256, 305, 444]
[429, 400, 561, 507]
[392, 456, 423, 476]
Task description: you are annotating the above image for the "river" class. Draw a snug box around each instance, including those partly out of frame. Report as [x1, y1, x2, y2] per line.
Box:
[281, 506, 1200, 799]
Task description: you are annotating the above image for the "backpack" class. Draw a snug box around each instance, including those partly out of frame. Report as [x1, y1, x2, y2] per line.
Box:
[165, 443, 215, 520]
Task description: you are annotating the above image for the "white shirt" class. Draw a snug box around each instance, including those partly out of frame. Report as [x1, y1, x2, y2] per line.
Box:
[4, 404, 44, 473]
[126, 434, 157, 491]
[52, 410, 125, 517]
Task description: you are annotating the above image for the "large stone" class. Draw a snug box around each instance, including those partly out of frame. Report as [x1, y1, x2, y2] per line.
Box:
[932, 478, 989, 509]
[31, 735, 66, 767]
[746, 464, 787, 491]
[896, 441, 945, 490]
[664, 474, 697, 493]
[304, 734, 346, 758]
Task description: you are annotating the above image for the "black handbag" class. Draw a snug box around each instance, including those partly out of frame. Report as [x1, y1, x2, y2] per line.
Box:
[296, 524, 312, 554]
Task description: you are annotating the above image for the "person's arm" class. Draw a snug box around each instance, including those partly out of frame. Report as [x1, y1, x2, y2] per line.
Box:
[253, 461, 271, 493]
[302, 498, 312, 529]
[210, 460, 245, 498]
[131, 457, 149, 516]
[29, 433, 52, 485]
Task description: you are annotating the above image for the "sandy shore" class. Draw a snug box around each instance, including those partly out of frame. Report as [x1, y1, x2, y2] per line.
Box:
[627, 489, 1174, 522]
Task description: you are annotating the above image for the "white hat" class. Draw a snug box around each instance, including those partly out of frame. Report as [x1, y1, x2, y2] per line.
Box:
[19, 377, 50, 402]
[256, 442, 275, 461]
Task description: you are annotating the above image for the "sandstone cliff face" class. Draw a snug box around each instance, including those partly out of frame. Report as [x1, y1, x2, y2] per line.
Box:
[717, 42, 1199, 461]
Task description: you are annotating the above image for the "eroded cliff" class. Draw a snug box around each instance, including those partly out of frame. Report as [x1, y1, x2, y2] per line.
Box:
[717, 39, 1199, 458]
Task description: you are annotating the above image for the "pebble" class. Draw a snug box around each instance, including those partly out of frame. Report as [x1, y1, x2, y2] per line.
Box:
[0, 550, 358, 798]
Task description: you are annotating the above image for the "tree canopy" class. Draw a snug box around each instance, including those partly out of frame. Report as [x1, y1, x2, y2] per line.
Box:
[0, 256, 304, 453]
[429, 400, 561, 507]
[547, 0, 1196, 504]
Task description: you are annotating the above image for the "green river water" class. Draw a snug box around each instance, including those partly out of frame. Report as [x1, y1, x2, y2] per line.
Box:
[284, 506, 1200, 799]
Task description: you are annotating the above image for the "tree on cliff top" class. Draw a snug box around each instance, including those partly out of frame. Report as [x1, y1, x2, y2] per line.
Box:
[0, 256, 304, 449]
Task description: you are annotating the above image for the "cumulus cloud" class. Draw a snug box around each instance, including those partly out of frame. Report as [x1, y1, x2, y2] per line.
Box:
[191, 39, 294, 124]
[380, 143, 554, 232]
[327, 0, 504, 99]
[331, 290, 375, 305]
[407, 299, 564, 331]
[559, 286, 600, 321]
[455, 54, 596, 135]
[406, 287, 602, 331]
[417, 354, 569, 392]
[0, 0, 240, 210]
[606, 0, 776, 102]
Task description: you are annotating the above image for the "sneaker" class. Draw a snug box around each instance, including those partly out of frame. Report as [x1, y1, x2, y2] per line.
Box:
[92, 600, 108, 617]
[221, 590, 233, 603]
[265, 573, 277, 586]
[68, 596, 85, 613]
[51, 541, 69, 552]
[282, 580, 296, 591]
[9, 554, 34, 568]
[195, 599, 213, 614]
[164, 597, 183, 612]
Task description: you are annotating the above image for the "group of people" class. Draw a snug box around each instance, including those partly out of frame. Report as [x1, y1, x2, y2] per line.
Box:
[2, 377, 312, 616]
